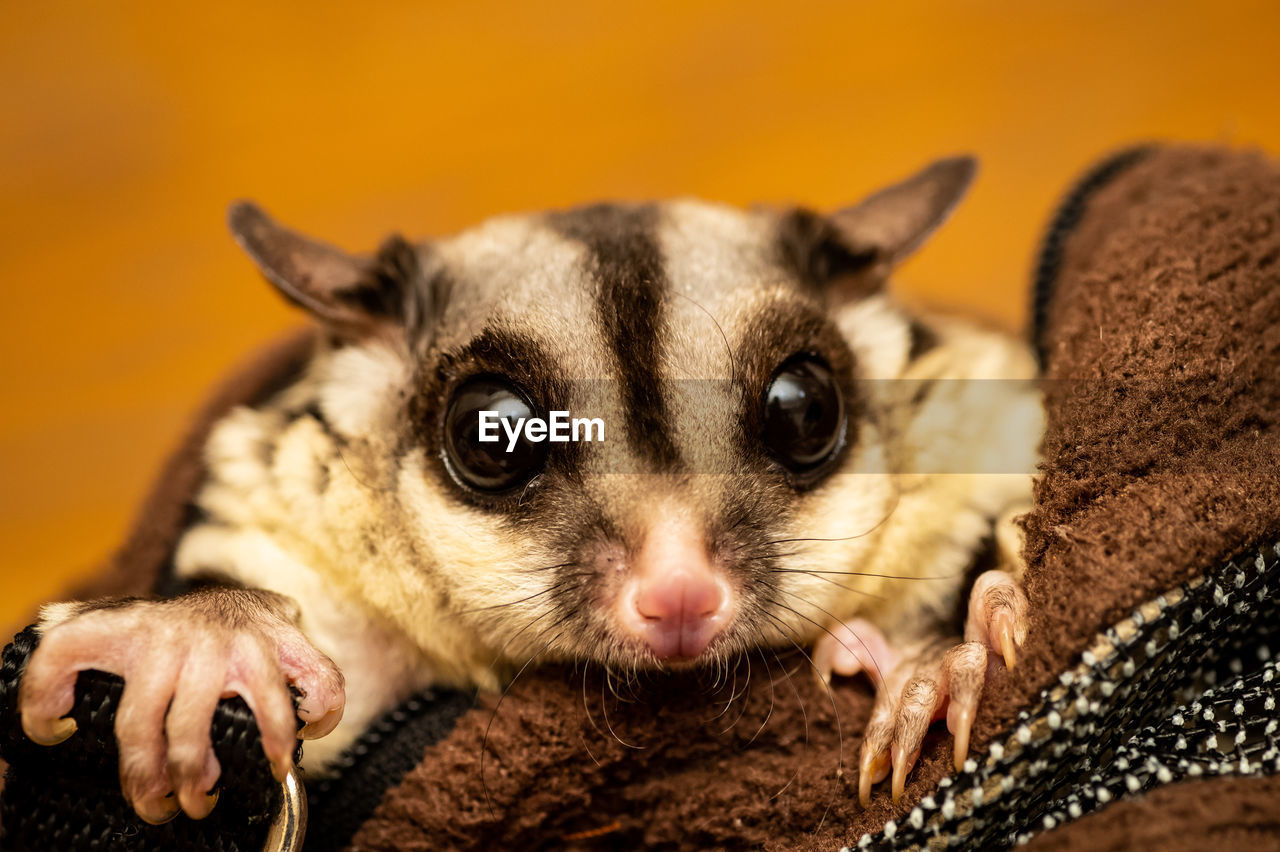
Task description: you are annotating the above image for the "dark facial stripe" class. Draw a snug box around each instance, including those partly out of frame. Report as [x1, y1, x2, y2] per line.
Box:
[547, 204, 681, 471]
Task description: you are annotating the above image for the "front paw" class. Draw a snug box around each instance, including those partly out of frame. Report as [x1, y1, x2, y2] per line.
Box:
[812, 569, 1029, 807]
[17, 589, 345, 823]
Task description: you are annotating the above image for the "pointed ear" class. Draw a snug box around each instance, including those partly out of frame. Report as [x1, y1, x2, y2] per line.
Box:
[830, 156, 977, 266]
[228, 201, 415, 336]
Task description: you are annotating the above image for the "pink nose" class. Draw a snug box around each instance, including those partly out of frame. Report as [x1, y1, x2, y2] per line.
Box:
[616, 508, 732, 661]
[631, 571, 728, 659]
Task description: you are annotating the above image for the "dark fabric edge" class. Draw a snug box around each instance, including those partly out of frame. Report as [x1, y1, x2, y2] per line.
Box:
[1029, 145, 1155, 366]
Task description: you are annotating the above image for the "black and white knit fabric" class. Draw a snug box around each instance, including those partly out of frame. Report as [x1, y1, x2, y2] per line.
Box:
[851, 540, 1280, 851]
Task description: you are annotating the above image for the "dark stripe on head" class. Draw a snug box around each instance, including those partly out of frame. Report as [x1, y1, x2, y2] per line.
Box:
[547, 204, 681, 471]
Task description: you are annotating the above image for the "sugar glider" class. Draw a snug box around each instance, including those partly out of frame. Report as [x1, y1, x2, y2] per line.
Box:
[18, 158, 1042, 823]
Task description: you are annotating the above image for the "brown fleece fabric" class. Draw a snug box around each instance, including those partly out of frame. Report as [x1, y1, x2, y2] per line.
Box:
[351, 663, 874, 852]
[1019, 146, 1280, 697]
[1024, 776, 1280, 852]
[1007, 147, 1280, 847]
[8, 146, 1277, 849]
[346, 660, 1026, 852]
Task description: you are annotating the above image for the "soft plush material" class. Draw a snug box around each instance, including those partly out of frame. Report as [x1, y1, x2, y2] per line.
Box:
[3, 144, 1278, 851]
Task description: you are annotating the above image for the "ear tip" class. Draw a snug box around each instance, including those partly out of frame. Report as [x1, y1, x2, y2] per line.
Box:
[933, 155, 979, 186]
[227, 200, 268, 236]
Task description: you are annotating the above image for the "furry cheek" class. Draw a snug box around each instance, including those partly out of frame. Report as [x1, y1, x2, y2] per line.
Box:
[394, 448, 566, 659]
[834, 294, 913, 380]
[315, 340, 412, 440]
[758, 438, 900, 643]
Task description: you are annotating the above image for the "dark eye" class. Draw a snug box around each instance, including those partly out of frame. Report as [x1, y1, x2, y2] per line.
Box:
[444, 376, 547, 492]
[761, 356, 845, 475]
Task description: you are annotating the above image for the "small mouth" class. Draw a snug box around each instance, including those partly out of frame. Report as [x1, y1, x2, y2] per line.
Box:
[623, 630, 731, 671]
[652, 653, 706, 669]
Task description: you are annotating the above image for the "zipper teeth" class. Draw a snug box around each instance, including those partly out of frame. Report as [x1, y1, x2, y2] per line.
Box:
[307, 688, 473, 798]
[1030, 145, 1155, 368]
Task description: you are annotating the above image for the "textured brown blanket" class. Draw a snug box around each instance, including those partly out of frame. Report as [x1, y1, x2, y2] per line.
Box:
[8, 145, 1280, 850]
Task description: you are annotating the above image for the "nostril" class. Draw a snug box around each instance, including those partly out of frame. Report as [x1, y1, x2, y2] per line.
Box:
[690, 581, 726, 620]
[637, 603, 662, 623]
[634, 583, 681, 622]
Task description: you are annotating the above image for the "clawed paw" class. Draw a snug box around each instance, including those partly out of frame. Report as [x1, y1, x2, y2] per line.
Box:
[813, 569, 1028, 806]
[18, 591, 345, 823]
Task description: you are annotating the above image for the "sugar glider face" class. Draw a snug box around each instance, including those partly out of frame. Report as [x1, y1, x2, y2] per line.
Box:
[228, 158, 977, 675]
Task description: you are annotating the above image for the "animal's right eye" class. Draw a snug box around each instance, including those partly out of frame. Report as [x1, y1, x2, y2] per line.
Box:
[443, 376, 547, 493]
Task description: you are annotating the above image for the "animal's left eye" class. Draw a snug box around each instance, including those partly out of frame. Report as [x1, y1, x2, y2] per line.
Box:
[761, 355, 845, 475]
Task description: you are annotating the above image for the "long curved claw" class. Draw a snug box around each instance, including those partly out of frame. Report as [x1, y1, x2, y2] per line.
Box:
[22, 714, 77, 746]
[859, 744, 892, 808]
[891, 744, 920, 804]
[994, 611, 1018, 670]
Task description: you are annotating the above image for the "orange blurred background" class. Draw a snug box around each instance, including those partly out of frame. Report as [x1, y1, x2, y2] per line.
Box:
[4, 0, 1280, 627]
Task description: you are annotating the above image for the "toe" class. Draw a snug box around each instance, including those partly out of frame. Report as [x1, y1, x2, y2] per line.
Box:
[227, 634, 300, 781]
[890, 741, 921, 805]
[18, 643, 78, 744]
[19, 617, 124, 745]
[813, 618, 897, 687]
[276, 636, 346, 740]
[889, 674, 941, 803]
[965, 570, 1028, 669]
[116, 652, 183, 823]
[940, 641, 987, 771]
[172, 753, 220, 820]
[166, 643, 228, 818]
